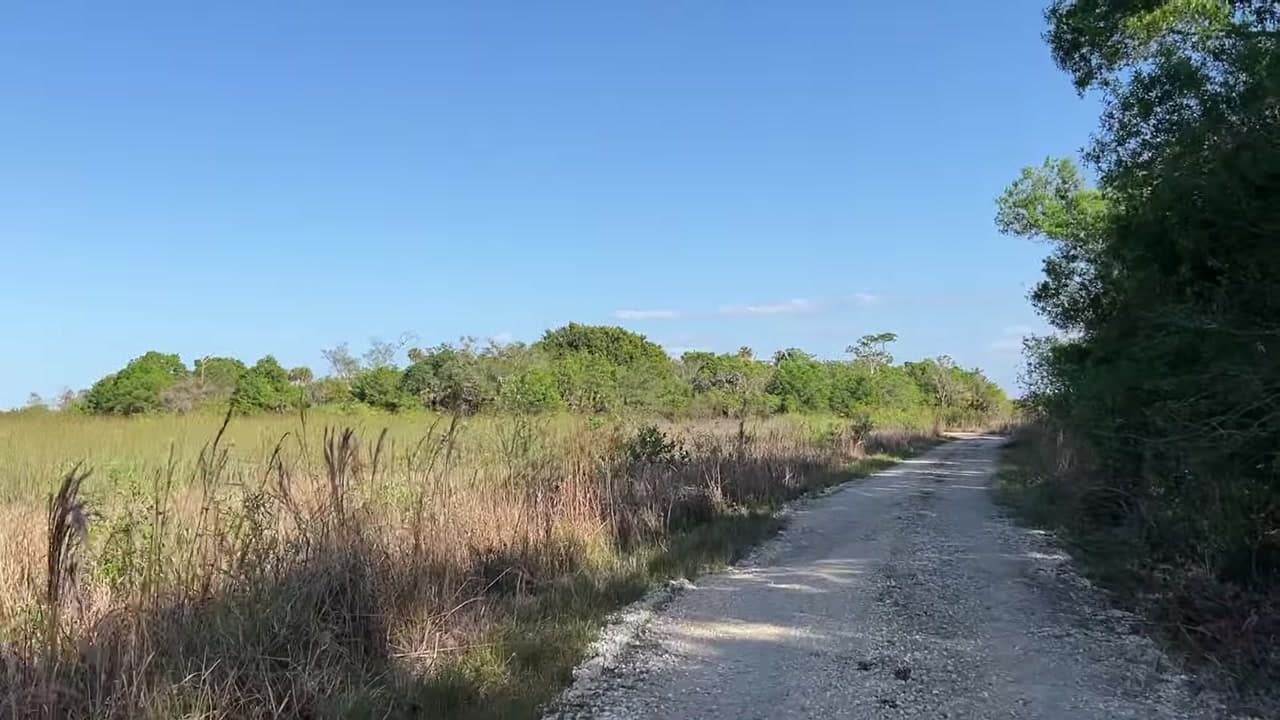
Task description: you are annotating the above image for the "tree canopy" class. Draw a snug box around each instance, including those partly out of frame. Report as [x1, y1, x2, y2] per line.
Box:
[1004, 0, 1280, 589]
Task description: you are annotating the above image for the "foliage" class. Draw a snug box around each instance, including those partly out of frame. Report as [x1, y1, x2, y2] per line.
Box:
[193, 356, 248, 391]
[846, 332, 898, 368]
[350, 366, 412, 413]
[622, 424, 689, 466]
[232, 356, 298, 413]
[401, 342, 496, 415]
[1002, 0, 1280, 689]
[84, 352, 189, 416]
[288, 366, 314, 386]
[679, 349, 773, 417]
[538, 323, 669, 367]
[63, 325, 1010, 430]
[537, 324, 682, 414]
[766, 350, 829, 413]
[995, 159, 1112, 333]
[498, 366, 565, 414]
[308, 377, 352, 406]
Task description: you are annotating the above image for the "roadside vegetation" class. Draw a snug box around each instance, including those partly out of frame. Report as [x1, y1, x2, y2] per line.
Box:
[1, 324, 1008, 718]
[997, 1, 1280, 708]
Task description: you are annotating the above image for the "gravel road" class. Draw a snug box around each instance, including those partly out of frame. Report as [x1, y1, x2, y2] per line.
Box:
[547, 435, 1230, 719]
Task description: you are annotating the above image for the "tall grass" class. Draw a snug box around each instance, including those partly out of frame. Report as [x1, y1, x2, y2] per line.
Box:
[996, 422, 1279, 708]
[0, 410, 938, 719]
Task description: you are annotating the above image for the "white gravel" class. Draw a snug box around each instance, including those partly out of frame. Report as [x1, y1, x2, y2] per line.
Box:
[544, 436, 1235, 719]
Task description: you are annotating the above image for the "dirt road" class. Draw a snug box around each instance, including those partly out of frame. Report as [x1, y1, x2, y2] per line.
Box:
[548, 436, 1226, 719]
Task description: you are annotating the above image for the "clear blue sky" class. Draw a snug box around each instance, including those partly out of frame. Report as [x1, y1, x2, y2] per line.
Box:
[1, 1, 1099, 408]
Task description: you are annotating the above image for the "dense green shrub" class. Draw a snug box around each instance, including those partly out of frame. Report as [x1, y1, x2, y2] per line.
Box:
[232, 356, 297, 413]
[350, 366, 411, 413]
[499, 366, 565, 414]
[85, 351, 189, 415]
[766, 350, 829, 413]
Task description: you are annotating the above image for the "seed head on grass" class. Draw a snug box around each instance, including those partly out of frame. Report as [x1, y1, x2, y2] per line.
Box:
[46, 462, 91, 656]
[47, 464, 90, 611]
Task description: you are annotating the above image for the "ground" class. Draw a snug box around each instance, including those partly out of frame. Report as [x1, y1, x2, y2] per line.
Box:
[546, 436, 1232, 719]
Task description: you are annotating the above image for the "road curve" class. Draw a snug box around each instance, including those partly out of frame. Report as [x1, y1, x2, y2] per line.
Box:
[547, 436, 1226, 719]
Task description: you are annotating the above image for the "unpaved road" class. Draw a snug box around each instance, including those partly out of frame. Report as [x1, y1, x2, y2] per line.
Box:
[548, 436, 1228, 719]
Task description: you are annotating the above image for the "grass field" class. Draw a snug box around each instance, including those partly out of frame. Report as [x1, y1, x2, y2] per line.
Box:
[0, 409, 939, 719]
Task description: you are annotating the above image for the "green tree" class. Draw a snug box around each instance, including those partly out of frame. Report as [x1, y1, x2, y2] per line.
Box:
[400, 341, 497, 414]
[766, 349, 829, 413]
[1003, 0, 1280, 594]
[537, 324, 681, 413]
[550, 352, 619, 413]
[996, 159, 1111, 333]
[85, 351, 188, 415]
[499, 366, 565, 414]
[827, 361, 874, 418]
[538, 323, 671, 367]
[682, 350, 772, 417]
[847, 332, 898, 369]
[350, 366, 411, 412]
[308, 377, 352, 406]
[193, 356, 248, 391]
[232, 356, 296, 413]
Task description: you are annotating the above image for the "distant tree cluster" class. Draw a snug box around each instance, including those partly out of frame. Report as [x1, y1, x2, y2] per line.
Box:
[62, 323, 1010, 426]
[79, 351, 310, 415]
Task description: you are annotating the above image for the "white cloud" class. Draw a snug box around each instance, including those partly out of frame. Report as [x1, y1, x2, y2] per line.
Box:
[989, 325, 1037, 353]
[850, 292, 880, 306]
[720, 298, 815, 316]
[612, 309, 680, 320]
[989, 337, 1024, 352]
[489, 331, 514, 344]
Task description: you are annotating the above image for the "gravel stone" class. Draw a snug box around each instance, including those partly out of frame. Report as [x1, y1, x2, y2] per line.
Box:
[544, 436, 1235, 719]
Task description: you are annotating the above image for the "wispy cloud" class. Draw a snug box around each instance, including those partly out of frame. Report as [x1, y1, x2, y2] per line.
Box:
[720, 298, 815, 316]
[989, 337, 1024, 352]
[657, 334, 707, 358]
[612, 309, 680, 320]
[989, 324, 1037, 352]
[490, 331, 514, 344]
[849, 292, 880, 306]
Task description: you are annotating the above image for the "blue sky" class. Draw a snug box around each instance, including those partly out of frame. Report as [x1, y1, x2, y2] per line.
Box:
[0, 2, 1099, 408]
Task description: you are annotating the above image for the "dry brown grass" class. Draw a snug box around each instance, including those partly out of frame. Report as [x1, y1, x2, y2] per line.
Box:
[0, 410, 939, 719]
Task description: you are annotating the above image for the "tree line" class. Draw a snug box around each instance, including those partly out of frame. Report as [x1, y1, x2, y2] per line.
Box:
[1001, 2, 1279, 605]
[54, 323, 1009, 426]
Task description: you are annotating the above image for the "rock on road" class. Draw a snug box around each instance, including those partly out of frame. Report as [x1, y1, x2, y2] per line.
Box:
[548, 435, 1228, 719]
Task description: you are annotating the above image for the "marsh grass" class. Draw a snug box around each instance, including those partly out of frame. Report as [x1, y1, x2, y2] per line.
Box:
[0, 410, 938, 719]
